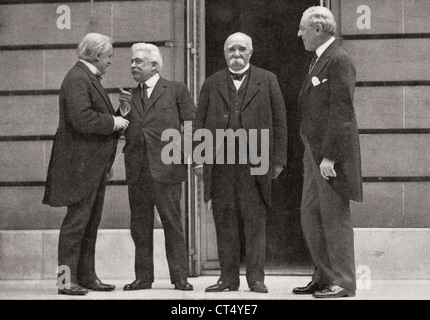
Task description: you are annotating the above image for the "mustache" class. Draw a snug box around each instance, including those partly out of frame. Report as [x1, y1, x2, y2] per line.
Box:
[230, 58, 245, 62]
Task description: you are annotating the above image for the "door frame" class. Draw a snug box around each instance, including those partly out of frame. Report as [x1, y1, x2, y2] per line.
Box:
[186, 0, 332, 276]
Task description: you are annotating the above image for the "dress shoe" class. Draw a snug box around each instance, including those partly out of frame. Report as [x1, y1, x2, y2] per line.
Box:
[79, 278, 115, 291]
[292, 281, 323, 295]
[313, 284, 355, 298]
[174, 279, 194, 291]
[58, 282, 88, 295]
[205, 279, 240, 292]
[250, 281, 268, 293]
[123, 279, 152, 291]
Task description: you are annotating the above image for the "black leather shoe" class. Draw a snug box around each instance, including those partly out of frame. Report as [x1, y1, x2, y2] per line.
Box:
[58, 282, 88, 295]
[313, 284, 355, 298]
[80, 278, 115, 291]
[292, 281, 323, 295]
[123, 279, 152, 291]
[250, 281, 268, 293]
[205, 279, 240, 292]
[174, 279, 193, 291]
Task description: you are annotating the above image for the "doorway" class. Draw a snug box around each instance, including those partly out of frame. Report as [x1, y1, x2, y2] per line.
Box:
[201, 0, 320, 274]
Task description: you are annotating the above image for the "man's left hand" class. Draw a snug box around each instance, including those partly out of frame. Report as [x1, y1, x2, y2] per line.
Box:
[320, 158, 336, 180]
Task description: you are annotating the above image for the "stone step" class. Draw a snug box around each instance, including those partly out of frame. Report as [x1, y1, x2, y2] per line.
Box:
[1, 228, 429, 280]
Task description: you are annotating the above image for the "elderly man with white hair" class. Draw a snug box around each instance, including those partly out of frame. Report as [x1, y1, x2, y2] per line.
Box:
[294, 6, 362, 298]
[195, 32, 288, 293]
[118, 43, 196, 291]
[43, 32, 129, 295]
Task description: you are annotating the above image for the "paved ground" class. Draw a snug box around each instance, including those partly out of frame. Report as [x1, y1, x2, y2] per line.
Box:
[1, 275, 429, 300]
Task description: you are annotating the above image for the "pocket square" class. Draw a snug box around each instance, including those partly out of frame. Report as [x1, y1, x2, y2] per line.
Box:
[311, 76, 321, 86]
[322, 79, 328, 83]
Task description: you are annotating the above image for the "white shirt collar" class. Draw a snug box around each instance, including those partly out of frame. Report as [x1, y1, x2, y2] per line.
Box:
[79, 59, 101, 76]
[143, 73, 160, 88]
[229, 64, 250, 75]
[315, 36, 335, 58]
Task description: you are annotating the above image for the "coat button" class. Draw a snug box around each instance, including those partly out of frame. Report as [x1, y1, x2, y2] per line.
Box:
[224, 114, 228, 118]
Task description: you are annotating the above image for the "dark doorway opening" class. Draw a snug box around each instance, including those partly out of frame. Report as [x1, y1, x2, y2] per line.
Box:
[205, 0, 319, 273]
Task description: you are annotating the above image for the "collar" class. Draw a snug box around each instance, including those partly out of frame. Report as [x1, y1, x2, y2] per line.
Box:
[79, 59, 102, 76]
[229, 64, 250, 75]
[315, 37, 335, 58]
[142, 73, 160, 88]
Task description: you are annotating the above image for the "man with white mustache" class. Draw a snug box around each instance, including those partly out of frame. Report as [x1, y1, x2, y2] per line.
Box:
[195, 32, 288, 293]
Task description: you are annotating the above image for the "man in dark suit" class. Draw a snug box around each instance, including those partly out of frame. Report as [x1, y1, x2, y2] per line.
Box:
[118, 43, 196, 291]
[293, 6, 363, 298]
[195, 32, 288, 293]
[43, 33, 129, 295]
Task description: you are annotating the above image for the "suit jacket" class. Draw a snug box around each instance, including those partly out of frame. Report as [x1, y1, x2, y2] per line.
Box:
[196, 65, 288, 207]
[122, 77, 197, 184]
[299, 40, 363, 202]
[43, 61, 119, 207]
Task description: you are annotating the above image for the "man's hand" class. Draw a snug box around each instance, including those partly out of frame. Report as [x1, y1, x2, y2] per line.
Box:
[320, 157, 336, 180]
[118, 86, 132, 114]
[272, 165, 284, 179]
[114, 116, 129, 132]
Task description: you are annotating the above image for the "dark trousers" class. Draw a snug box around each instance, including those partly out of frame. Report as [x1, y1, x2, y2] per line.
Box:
[128, 162, 188, 284]
[58, 179, 107, 284]
[211, 163, 267, 287]
[301, 137, 356, 291]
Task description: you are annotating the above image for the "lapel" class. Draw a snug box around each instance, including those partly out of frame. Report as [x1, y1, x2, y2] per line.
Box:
[301, 40, 339, 95]
[241, 65, 260, 111]
[131, 84, 144, 119]
[216, 69, 231, 111]
[76, 61, 115, 115]
[144, 77, 168, 115]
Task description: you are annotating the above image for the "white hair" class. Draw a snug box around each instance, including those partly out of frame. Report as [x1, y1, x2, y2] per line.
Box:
[131, 42, 163, 71]
[303, 6, 337, 35]
[224, 32, 253, 50]
[77, 33, 112, 62]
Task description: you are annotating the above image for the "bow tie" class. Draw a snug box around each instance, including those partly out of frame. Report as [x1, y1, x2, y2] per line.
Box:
[230, 70, 248, 81]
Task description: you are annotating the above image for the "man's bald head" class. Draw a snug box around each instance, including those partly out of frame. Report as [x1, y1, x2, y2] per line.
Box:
[224, 32, 253, 50]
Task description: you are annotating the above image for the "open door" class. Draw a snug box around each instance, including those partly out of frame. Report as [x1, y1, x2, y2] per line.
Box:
[188, 0, 332, 276]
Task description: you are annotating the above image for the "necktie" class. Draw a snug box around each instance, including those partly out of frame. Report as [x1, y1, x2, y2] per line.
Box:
[141, 83, 149, 104]
[309, 52, 318, 74]
[230, 70, 248, 81]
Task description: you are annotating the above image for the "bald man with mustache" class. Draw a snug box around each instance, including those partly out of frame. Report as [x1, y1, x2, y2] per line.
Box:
[195, 32, 288, 293]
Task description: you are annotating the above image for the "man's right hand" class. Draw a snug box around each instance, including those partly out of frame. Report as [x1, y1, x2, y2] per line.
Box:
[118, 86, 132, 115]
[114, 116, 129, 132]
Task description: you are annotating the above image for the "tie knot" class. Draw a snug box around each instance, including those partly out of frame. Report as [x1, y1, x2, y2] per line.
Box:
[141, 83, 148, 101]
[311, 52, 318, 62]
[230, 70, 248, 81]
[309, 52, 318, 74]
